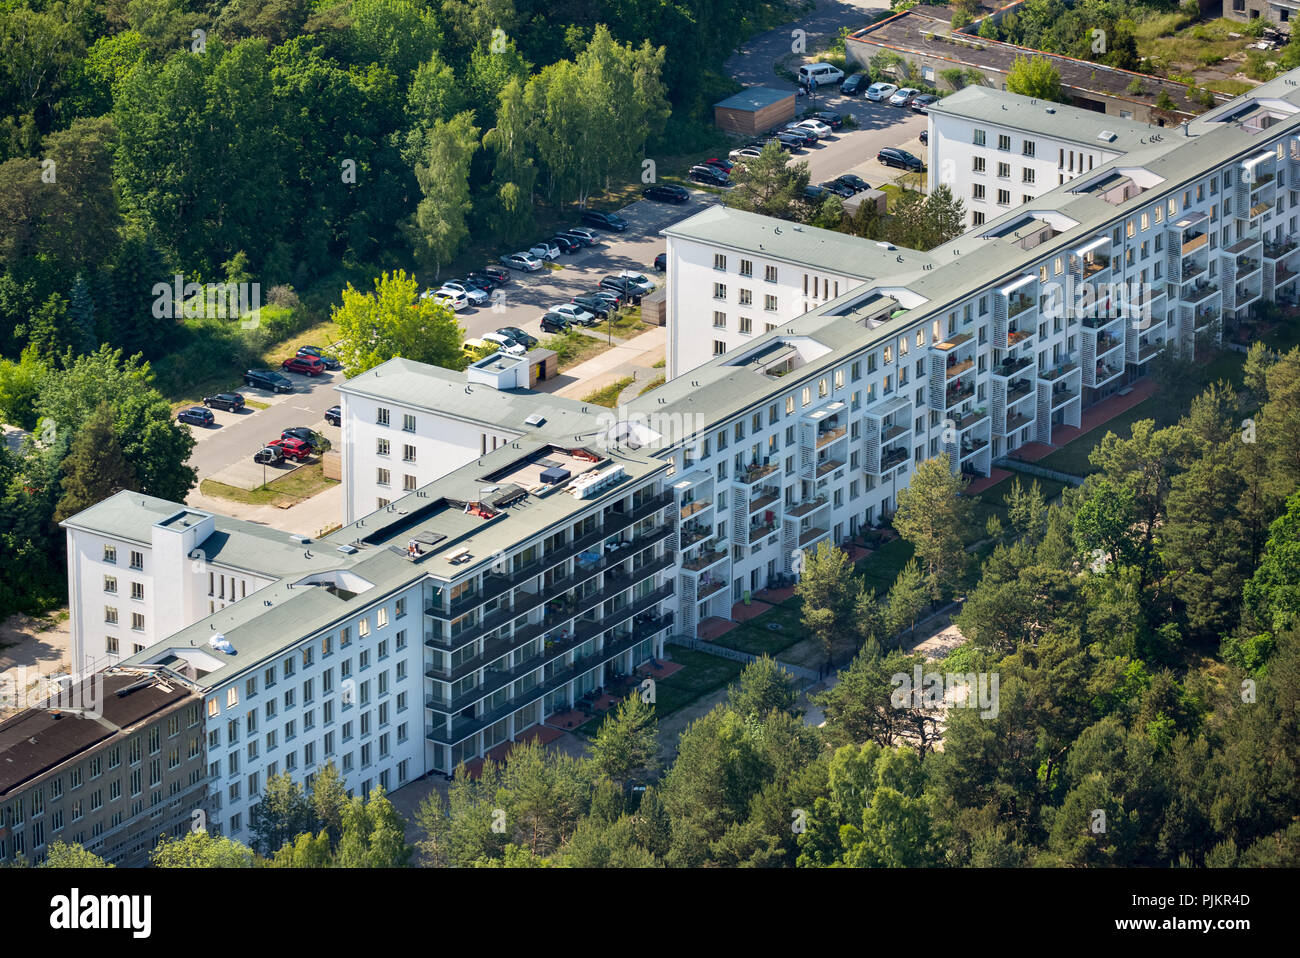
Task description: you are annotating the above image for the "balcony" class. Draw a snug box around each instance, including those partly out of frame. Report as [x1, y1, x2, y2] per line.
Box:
[815, 456, 845, 478]
[1006, 377, 1034, 402]
[787, 496, 828, 518]
[1181, 232, 1208, 256]
[1187, 284, 1219, 303]
[1180, 259, 1207, 283]
[815, 424, 847, 448]
[748, 487, 780, 514]
[748, 521, 777, 543]
[993, 354, 1033, 379]
[1040, 358, 1078, 381]
[1004, 411, 1033, 432]
[952, 407, 989, 432]
[682, 543, 727, 572]
[696, 577, 727, 600]
[1008, 295, 1035, 318]
[1096, 332, 1123, 356]
[737, 461, 778, 485]
[1081, 254, 1111, 278]
[945, 380, 975, 408]
[1137, 337, 1164, 361]
[1237, 255, 1261, 277]
[1264, 240, 1297, 260]
[881, 423, 908, 442]
[958, 437, 988, 460]
[1194, 309, 1218, 331]
[933, 331, 973, 352]
[680, 499, 711, 521]
[1094, 362, 1123, 385]
[881, 445, 908, 470]
[1007, 326, 1033, 346]
[1051, 384, 1078, 408]
[798, 526, 829, 547]
[680, 522, 710, 548]
[945, 356, 975, 379]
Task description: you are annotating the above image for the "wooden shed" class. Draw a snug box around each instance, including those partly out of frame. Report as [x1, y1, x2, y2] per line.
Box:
[714, 87, 797, 137]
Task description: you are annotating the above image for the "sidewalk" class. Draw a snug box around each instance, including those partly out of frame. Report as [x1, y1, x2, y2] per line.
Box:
[535, 327, 665, 400]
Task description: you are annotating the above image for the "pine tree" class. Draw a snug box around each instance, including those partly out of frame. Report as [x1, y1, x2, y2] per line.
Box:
[54, 401, 136, 522]
[67, 273, 98, 356]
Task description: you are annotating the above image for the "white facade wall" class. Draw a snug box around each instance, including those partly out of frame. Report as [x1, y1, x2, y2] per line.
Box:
[665, 233, 865, 379]
[927, 111, 1125, 229]
[341, 391, 521, 525]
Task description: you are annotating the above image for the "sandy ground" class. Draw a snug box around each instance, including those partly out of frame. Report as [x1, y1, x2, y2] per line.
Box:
[0, 610, 72, 716]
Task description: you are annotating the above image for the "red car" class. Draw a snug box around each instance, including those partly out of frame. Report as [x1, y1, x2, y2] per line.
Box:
[281, 355, 324, 376]
[269, 437, 314, 461]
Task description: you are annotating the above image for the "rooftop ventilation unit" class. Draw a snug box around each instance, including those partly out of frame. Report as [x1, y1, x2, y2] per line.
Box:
[524, 413, 546, 426]
[1098, 130, 1117, 142]
[337, 544, 358, 554]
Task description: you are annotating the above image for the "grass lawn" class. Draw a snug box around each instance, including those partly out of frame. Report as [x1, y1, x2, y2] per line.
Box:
[590, 305, 649, 339]
[540, 330, 611, 372]
[581, 376, 634, 408]
[1134, 16, 1255, 73]
[652, 358, 665, 369]
[712, 602, 805, 657]
[857, 536, 916, 596]
[1036, 396, 1160, 477]
[199, 462, 338, 507]
[655, 646, 745, 716]
[638, 374, 666, 396]
[260, 317, 343, 367]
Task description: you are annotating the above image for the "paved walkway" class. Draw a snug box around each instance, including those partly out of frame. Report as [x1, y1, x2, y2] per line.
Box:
[1012, 378, 1157, 463]
[534, 327, 666, 400]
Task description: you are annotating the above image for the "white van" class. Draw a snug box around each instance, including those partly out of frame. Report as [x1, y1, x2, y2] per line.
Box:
[798, 63, 845, 87]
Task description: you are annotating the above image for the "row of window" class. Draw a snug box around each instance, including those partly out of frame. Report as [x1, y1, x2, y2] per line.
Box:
[374, 408, 418, 430]
[375, 438, 417, 461]
[376, 468, 419, 490]
[712, 254, 780, 282]
[101, 546, 144, 569]
[712, 283, 780, 311]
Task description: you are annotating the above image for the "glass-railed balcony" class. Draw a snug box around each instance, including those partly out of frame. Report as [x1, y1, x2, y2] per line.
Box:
[736, 460, 779, 485]
[786, 495, 829, 519]
[681, 540, 727, 572]
[945, 379, 975, 408]
[992, 353, 1034, 380]
[1264, 239, 1297, 261]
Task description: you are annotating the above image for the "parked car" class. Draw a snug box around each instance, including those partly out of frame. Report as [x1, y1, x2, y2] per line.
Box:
[836, 173, 870, 193]
[772, 132, 806, 152]
[281, 427, 331, 454]
[654, 252, 666, 272]
[598, 276, 643, 303]
[296, 346, 342, 370]
[548, 303, 597, 326]
[480, 331, 527, 354]
[560, 227, 600, 247]
[178, 406, 215, 427]
[688, 165, 730, 187]
[591, 289, 628, 310]
[798, 63, 844, 87]
[808, 110, 843, 129]
[551, 234, 580, 254]
[253, 445, 284, 465]
[203, 392, 245, 412]
[643, 184, 690, 204]
[269, 437, 314, 462]
[803, 184, 832, 203]
[539, 313, 570, 334]
[581, 209, 629, 232]
[840, 73, 868, 96]
[439, 281, 490, 306]
[244, 369, 294, 393]
[703, 157, 734, 173]
[866, 82, 899, 102]
[728, 146, 763, 162]
[282, 355, 325, 377]
[428, 287, 470, 311]
[819, 180, 855, 199]
[779, 127, 817, 147]
[909, 94, 939, 114]
[889, 87, 920, 106]
[500, 251, 543, 271]
[788, 119, 832, 139]
[496, 327, 538, 349]
[480, 265, 510, 285]
[324, 405, 341, 426]
[465, 271, 501, 291]
[571, 294, 612, 319]
[529, 240, 561, 260]
[919, 130, 929, 145]
[877, 147, 925, 172]
[618, 271, 656, 294]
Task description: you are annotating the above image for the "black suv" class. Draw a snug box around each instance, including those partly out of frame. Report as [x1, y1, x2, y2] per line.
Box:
[688, 165, 730, 187]
[581, 210, 629, 231]
[244, 369, 294, 393]
[877, 147, 924, 172]
[642, 184, 690, 204]
[324, 405, 342, 426]
[203, 392, 245, 412]
[598, 276, 643, 303]
[571, 294, 612, 318]
[281, 427, 331, 454]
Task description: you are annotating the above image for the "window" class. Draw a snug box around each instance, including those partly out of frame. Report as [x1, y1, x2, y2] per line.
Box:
[997, 189, 1010, 206]
[712, 311, 726, 329]
[1022, 168, 1035, 184]
[998, 134, 1011, 151]
[402, 413, 415, 432]
[713, 253, 726, 270]
[972, 155, 985, 174]
[130, 551, 143, 570]
[739, 259, 752, 276]
[377, 468, 390, 486]
[1022, 140, 1035, 157]
[376, 407, 390, 426]
[973, 129, 986, 146]
[104, 575, 117, 594]
[402, 444, 416, 463]
[713, 282, 726, 300]
[131, 582, 144, 600]
[738, 288, 752, 306]
[972, 183, 985, 200]
[972, 211, 985, 226]
[106, 635, 119, 654]
[103, 545, 116, 563]
[131, 612, 144, 631]
[739, 316, 752, 334]
[376, 438, 389, 456]
[764, 265, 778, 282]
[764, 295, 777, 312]
[105, 606, 118, 625]
[997, 162, 1010, 178]
[713, 340, 726, 356]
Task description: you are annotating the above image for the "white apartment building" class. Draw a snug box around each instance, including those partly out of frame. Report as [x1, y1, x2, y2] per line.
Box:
[663, 217, 875, 378]
[926, 86, 1154, 229]
[53, 71, 1300, 846]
